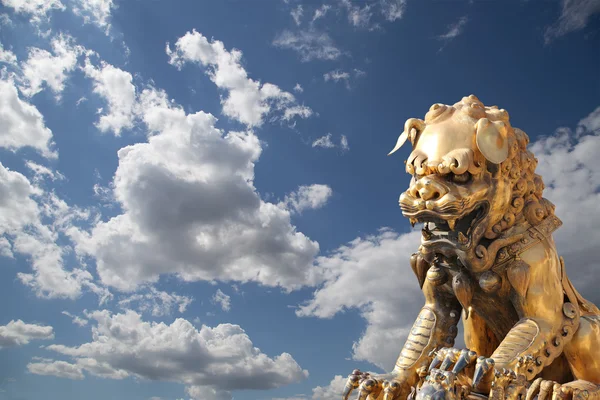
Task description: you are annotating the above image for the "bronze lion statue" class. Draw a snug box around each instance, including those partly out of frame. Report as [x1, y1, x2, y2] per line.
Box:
[342, 95, 600, 400]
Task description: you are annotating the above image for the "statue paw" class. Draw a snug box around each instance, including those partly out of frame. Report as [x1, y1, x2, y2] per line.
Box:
[342, 370, 403, 400]
[428, 347, 477, 374]
[527, 380, 599, 400]
[342, 369, 414, 400]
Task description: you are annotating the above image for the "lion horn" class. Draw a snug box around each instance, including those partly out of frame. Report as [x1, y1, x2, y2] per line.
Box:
[388, 118, 425, 156]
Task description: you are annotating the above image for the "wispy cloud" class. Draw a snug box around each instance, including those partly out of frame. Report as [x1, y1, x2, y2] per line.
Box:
[544, 0, 600, 43]
[438, 16, 468, 41]
[323, 68, 366, 89]
[312, 133, 350, 151]
[291, 4, 303, 26]
[273, 29, 343, 62]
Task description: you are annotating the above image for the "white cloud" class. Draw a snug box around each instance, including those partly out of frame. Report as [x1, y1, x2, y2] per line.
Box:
[273, 30, 343, 62]
[0, 42, 17, 66]
[340, 0, 375, 29]
[274, 375, 347, 400]
[293, 83, 303, 93]
[298, 229, 422, 370]
[310, 375, 347, 400]
[69, 87, 321, 292]
[0, 163, 101, 299]
[118, 287, 193, 317]
[311, 133, 348, 151]
[545, 0, 600, 43]
[0, 13, 13, 26]
[529, 105, 600, 299]
[27, 360, 84, 380]
[19, 34, 84, 98]
[323, 69, 350, 83]
[35, 310, 308, 399]
[311, 4, 331, 22]
[0, 320, 54, 348]
[380, 0, 406, 22]
[0, 78, 57, 158]
[26, 161, 65, 182]
[438, 16, 468, 41]
[0, 0, 65, 27]
[340, 135, 349, 151]
[71, 0, 115, 33]
[211, 289, 231, 312]
[61, 311, 88, 326]
[279, 184, 333, 214]
[291, 4, 303, 26]
[167, 30, 312, 127]
[323, 69, 365, 89]
[312, 133, 335, 149]
[82, 58, 136, 135]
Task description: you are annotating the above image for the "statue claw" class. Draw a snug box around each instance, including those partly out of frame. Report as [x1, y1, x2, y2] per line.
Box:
[356, 378, 382, 400]
[342, 370, 363, 400]
[382, 380, 401, 400]
[452, 349, 477, 374]
[473, 356, 495, 389]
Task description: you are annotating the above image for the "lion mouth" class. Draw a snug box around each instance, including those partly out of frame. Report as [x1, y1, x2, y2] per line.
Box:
[410, 202, 489, 247]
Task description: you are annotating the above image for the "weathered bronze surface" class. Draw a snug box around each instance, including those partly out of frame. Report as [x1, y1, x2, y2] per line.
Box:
[342, 95, 600, 400]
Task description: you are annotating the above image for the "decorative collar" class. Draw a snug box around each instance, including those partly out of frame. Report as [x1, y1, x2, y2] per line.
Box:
[493, 215, 563, 268]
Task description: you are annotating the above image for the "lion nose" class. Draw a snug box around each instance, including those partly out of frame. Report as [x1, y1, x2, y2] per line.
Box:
[416, 179, 447, 201]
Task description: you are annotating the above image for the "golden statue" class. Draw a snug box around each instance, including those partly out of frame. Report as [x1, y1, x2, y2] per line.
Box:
[343, 95, 600, 400]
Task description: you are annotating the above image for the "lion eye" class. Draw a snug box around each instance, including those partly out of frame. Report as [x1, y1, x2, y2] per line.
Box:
[451, 172, 471, 184]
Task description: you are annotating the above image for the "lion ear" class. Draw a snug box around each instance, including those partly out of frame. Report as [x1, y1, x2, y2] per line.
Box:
[388, 118, 425, 156]
[475, 118, 508, 164]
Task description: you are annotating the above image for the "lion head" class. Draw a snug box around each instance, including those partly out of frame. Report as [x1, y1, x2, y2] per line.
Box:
[390, 95, 555, 272]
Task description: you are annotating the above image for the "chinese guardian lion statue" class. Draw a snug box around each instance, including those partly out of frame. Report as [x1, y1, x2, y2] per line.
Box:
[343, 95, 600, 400]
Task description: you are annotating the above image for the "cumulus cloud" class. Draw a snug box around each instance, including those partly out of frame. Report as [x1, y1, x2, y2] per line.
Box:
[0, 320, 54, 348]
[273, 30, 343, 62]
[298, 229, 422, 370]
[82, 58, 136, 135]
[32, 310, 308, 400]
[0, 42, 17, 66]
[293, 83, 303, 93]
[312, 133, 349, 151]
[118, 287, 193, 317]
[211, 289, 231, 312]
[544, 0, 600, 43]
[530, 105, 600, 301]
[0, 162, 104, 299]
[166, 30, 312, 127]
[19, 33, 84, 98]
[27, 359, 84, 380]
[0, 78, 57, 158]
[279, 184, 333, 214]
[274, 374, 347, 400]
[0, 0, 65, 27]
[72, 0, 116, 33]
[69, 87, 321, 292]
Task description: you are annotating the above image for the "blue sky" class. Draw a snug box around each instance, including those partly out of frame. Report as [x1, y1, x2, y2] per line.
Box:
[0, 1, 599, 399]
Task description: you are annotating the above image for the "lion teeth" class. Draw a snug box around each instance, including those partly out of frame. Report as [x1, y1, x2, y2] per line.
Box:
[448, 219, 456, 231]
[422, 227, 432, 240]
[458, 232, 468, 244]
